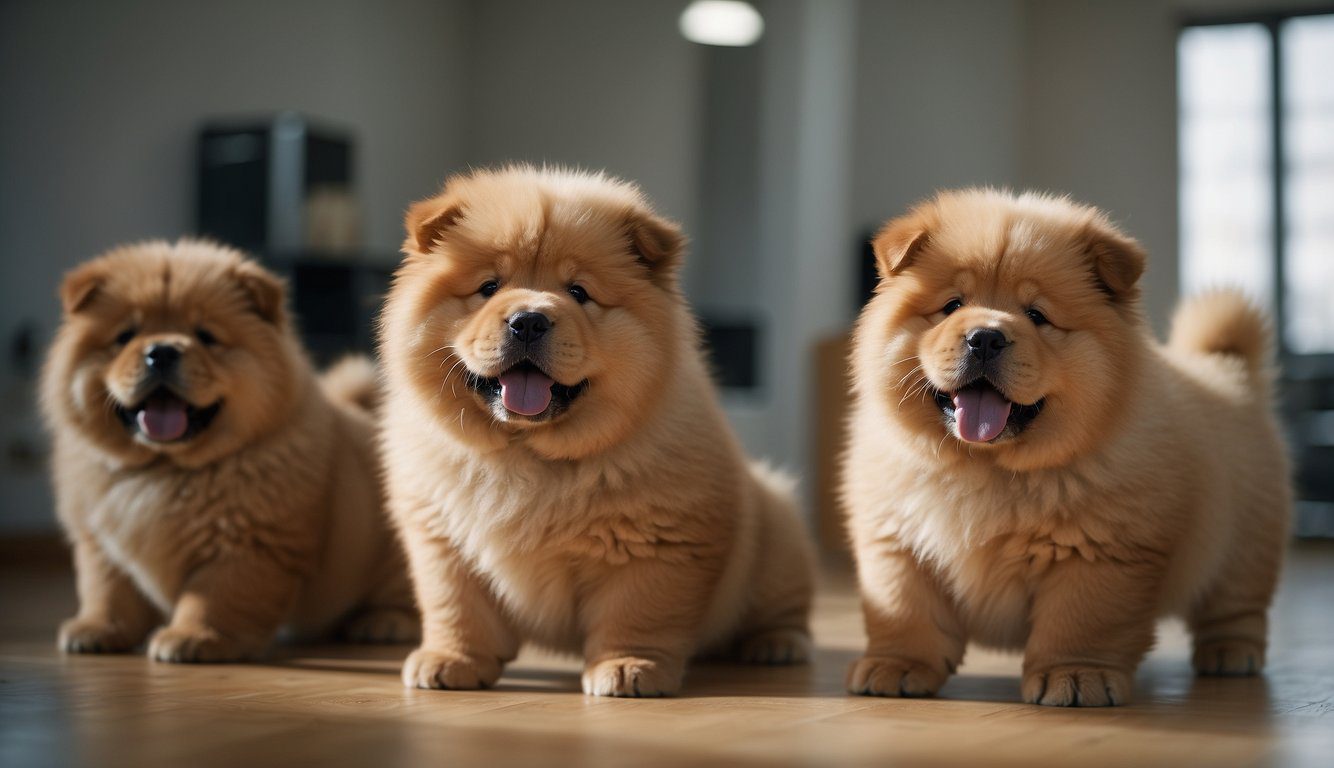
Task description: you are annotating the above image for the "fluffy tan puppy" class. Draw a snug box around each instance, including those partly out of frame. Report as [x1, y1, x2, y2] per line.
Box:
[42, 240, 416, 662]
[844, 189, 1290, 706]
[379, 166, 815, 697]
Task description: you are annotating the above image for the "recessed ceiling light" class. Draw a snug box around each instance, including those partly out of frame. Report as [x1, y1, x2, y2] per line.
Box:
[679, 1, 764, 47]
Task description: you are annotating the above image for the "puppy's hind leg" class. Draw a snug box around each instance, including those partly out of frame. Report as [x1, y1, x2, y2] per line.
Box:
[734, 485, 816, 666]
[1189, 481, 1288, 677]
[341, 545, 420, 644]
[341, 607, 418, 645]
[1189, 549, 1282, 677]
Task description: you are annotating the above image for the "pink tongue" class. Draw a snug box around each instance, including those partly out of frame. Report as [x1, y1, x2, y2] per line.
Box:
[499, 368, 554, 416]
[136, 400, 189, 442]
[952, 387, 1012, 443]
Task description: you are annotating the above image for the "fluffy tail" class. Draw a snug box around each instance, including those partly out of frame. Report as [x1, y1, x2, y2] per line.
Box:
[320, 355, 380, 414]
[1168, 290, 1275, 393]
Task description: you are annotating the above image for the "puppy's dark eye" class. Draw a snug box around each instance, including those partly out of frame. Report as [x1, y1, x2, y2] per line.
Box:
[1026, 308, 1049, 326]
[114, 328, 137, 346]
[478, 280, 500, 298]
[568, 284, 590, 304]
[196, 327, 219, 346]
[941, 299, 963, 316]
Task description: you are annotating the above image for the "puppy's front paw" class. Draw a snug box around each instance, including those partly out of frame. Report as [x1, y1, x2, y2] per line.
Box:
[341, 608, 420, 644]
[582, 656, 682, 697]
[148, 626, 248, 663]
[847, 655, 947, 697]
[58, 617, 140, 654]
[402, 648, 501, 690]
[738, 628, 812, 665]
[1022, 665, 1131, 707]
[1193, 639, 1264, 676]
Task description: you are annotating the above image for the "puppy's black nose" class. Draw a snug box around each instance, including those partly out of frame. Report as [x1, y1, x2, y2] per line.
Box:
[509, 312, 551, 344]
[965, 328, 1010, 362]
[144, 344, 181, 372]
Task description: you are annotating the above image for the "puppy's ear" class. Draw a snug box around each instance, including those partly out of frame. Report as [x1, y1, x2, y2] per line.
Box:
[871, 213, 932, 278]
[626, 209, 685, 285]
[233, 261, 287, 324]
[404, 193, 464, 254]
[59, 262, 104, 315]
[1083, 219, 1146, 300]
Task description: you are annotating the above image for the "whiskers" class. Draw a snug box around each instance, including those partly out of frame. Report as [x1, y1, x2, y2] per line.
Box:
[888, 355, 935, 411]
[100, 390, 124, 419]
[444, 357, 470, 399]
[424, 344, 473, 402]
[892, 362, 923, 390]
[896, 370, 934, 410]
[422, 343, 453, 361]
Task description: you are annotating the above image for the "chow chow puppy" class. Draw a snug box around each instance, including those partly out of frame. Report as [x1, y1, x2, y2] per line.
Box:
[379, 166, 815, 696]
[844, 189, 1290, 706]
[42, 240, 416, 662]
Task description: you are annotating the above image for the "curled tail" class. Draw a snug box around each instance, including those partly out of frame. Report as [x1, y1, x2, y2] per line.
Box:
[320, 355, 380, 414]
[1168, 290, 1276, 394]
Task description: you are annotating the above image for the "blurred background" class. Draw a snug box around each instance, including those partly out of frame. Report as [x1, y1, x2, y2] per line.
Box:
[1, 0, 1331, 551]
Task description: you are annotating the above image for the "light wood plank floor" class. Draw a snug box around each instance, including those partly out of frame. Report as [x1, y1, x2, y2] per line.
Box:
[2, 542, 1331, 768]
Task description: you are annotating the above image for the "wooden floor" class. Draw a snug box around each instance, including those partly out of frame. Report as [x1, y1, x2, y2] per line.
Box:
[2, 543, 1332, 768]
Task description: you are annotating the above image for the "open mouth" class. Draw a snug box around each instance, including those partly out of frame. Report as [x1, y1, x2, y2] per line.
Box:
[465, 361, 588, 420]
[114, 388, 222, 444]
[932, 379, 1044, 444]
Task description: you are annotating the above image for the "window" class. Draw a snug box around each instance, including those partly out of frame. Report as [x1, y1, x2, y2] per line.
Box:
[1284, 15, 1334, 354]
[1179, 12, 1334, 355]
[1179, 24, 1273, 309]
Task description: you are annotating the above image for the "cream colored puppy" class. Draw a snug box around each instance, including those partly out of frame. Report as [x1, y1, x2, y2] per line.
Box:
[844, 189, 1290, 706]
[43, 240, 415, 661]
[379, 166, 815, 696]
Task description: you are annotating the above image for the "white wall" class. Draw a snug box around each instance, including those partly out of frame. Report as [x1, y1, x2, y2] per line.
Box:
[851, 0, 1025, 233]
[460, 0, 703, 237]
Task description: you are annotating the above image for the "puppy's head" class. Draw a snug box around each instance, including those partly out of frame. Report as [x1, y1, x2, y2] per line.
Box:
[380, 166, 687, 459]
[42, 241, 303, 468]
[855, 189, 1147, 469]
